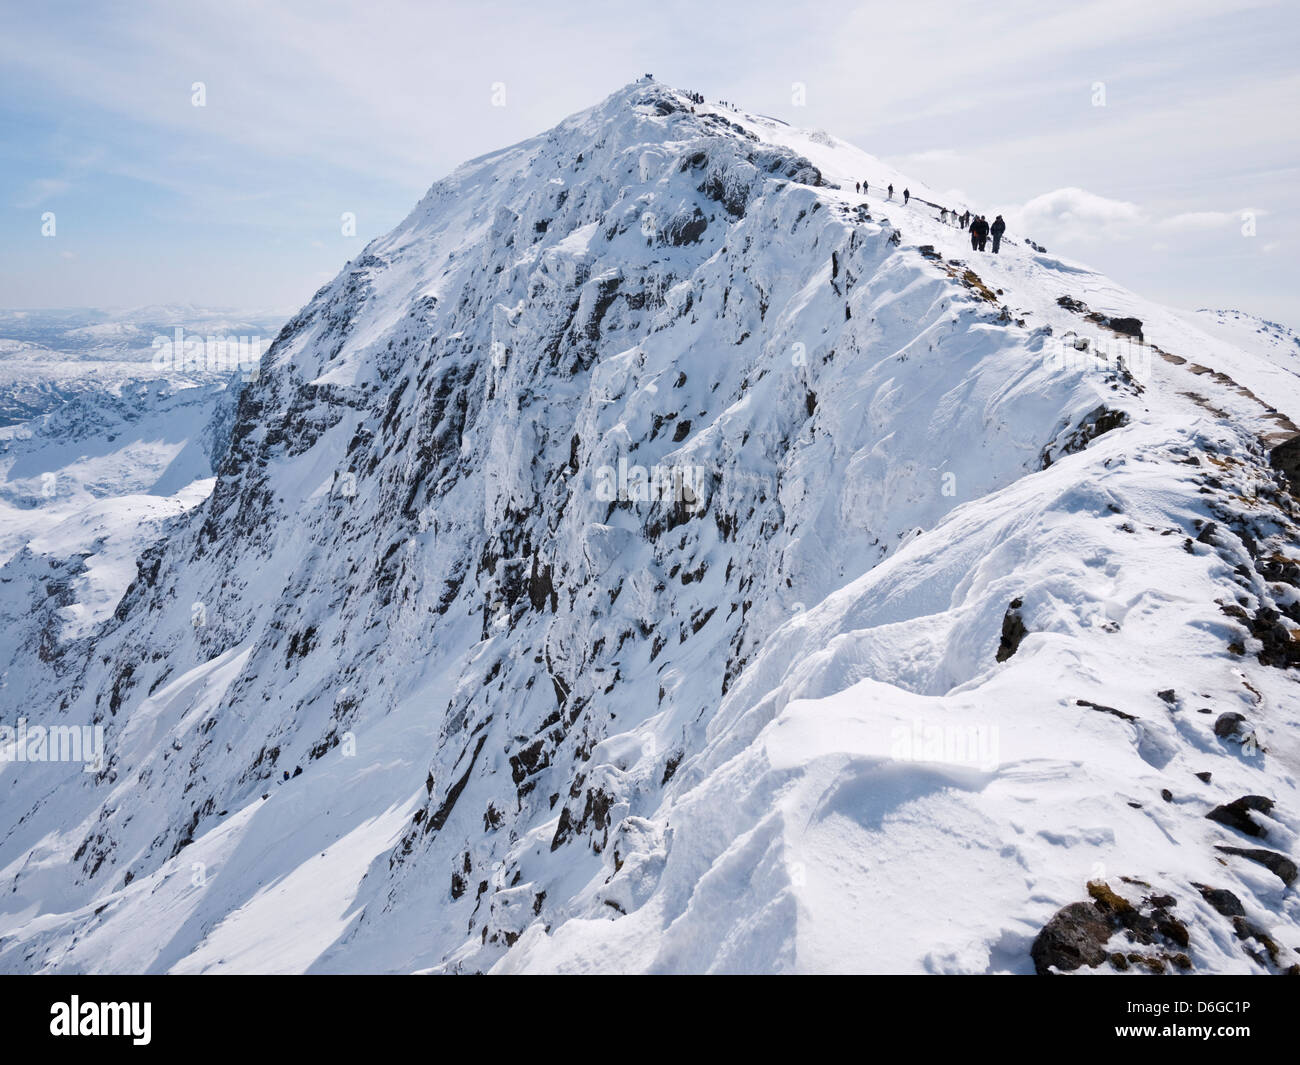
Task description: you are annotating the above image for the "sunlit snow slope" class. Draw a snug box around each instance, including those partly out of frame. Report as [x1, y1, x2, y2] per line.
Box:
[1, 81, 1297, 975]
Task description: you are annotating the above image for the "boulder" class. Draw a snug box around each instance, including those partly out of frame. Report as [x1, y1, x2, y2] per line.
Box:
[1213, 712, 1247, 738]
[1108, 316, 1144, 340]
[1215, 846, 1298, 886]
[1031, 902, 1112, 975]
[1268, 435, 1300, 485]
[1194, 884, 1245, 917]
[1206, 795, 1274, 838]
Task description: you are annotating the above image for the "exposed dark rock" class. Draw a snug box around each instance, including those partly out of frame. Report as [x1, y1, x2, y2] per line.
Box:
[996, 598, 1026, 662]
[1108, 317, 1144, 341]
[1269, 435, 1300, 486]
[1032, 881, 1197, 975]
[1213, 712, 1247, 738]
[1206, 795, 1275, 838]
[526, 553, 558, 613]
[1214, 846, 1297, 886]
[1031, 901, 1112, 975]
[1076, 698, 1136, 722]
[1041, 406, 1130, 468]
[1232, 916, 1291, 970]
[663, 206, 708, 246]
[1194, 884, 1245, 917]
[425, 734, 488, 835]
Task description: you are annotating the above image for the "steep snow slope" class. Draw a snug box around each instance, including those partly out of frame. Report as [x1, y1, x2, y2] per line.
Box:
[1, 81, 1297, 975]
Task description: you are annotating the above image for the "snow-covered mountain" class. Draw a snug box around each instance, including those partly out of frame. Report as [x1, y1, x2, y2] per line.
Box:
[1, 79, 1297, 975]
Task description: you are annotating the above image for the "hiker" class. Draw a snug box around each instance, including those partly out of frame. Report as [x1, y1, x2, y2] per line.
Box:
[855, 181, 861, 194]
[977, 215, 990, 251]
[862, 180, 868, 195]
[969, 215, 980, 250]
[887, 183, 894, 199]
[903, 188, 910, 204]
[939, 208, 948, 224]
[990, 214, 1006, 253]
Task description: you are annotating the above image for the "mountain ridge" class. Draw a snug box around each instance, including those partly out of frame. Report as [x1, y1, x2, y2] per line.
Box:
[1, 78, 1297, 975]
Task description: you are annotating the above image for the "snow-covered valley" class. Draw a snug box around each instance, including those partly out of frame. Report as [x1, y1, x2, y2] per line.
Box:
[1, 80, 1297, 975]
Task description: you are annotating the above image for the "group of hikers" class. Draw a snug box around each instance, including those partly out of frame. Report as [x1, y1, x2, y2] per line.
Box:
[852, 179, 1007, 254]
[967, 213, 1006, 253]
[856, 180, 909, 205]
[678, 87, 736, 113]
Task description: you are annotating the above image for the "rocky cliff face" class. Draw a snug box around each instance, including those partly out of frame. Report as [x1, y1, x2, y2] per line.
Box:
[1, 81, 1297, 974]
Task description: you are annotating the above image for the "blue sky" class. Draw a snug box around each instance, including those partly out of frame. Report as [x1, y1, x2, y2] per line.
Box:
[2, 0, 1297, 327]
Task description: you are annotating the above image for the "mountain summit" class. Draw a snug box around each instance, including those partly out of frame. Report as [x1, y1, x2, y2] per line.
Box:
[2, 79, 1298, 974]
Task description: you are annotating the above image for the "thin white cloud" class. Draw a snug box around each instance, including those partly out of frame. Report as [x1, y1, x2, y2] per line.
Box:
[1158, 210, 1256, 232]
[1012, 188, 1266, 244]
[1013, 187, 1144, 242]
[889, 149, 963, 170]
[14, 178, 70, 209]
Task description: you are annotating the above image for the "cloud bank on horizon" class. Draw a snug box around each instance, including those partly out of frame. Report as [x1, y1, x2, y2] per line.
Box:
[0, 0, 1295, 326]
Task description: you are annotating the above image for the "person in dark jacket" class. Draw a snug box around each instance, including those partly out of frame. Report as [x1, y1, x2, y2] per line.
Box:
[887, 183, 894, 199]
[862, 180, 868, 194]
[969, 215, 981, 251]
[903, 188, 910, 204]
[855, 181, 861, 194]
[990, 214, 1006, 253]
